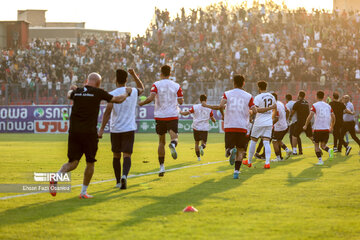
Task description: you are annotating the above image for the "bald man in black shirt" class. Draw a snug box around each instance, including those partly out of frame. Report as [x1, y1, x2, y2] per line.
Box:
[50, 72, 132, 199]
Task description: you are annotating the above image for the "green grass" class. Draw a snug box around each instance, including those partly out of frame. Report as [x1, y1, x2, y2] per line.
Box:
[0, 133, 359, 240]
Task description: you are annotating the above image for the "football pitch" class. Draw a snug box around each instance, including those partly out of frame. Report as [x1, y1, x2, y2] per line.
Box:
[0, 133, 359, 240]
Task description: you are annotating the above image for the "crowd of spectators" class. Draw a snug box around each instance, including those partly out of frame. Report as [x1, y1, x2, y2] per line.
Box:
[1, 1, 360, 105]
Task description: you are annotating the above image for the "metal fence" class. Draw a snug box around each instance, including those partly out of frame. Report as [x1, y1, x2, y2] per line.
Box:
[1, 81, 359, 112]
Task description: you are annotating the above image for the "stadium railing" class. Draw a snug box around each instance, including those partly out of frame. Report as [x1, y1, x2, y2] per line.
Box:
[1, 82, 359, 112]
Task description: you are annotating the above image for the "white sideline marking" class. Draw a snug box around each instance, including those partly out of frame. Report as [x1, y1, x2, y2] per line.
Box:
[0, 160, 227, 200]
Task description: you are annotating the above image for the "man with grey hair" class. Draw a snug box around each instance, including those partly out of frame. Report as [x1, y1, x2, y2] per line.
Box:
[338, 95, 360, 156]
[50, 72, 132, 199]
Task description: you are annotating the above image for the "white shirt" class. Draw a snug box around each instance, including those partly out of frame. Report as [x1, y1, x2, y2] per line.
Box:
[235, 51, 241, 60]
[253, 92, 276, 127]
[343, 102, 355, 122]
[311, 101, 333, 131]
[223, 88, 254, 132]
[63, 75, 71, 84]
[109, 87, 138, 133]
[189, 104, 213, 131]
[355, 69, 360, 79]
[151, 79, 183, 120]
[72, 75, 78, 84]
[274, 101, 288, 131]
[286, 100, 297, 124]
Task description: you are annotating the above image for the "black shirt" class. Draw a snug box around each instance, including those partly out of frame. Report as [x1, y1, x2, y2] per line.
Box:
[293, 99, 310, 123]
[329, 101, 345, 124]
[69, 86, 113, 133]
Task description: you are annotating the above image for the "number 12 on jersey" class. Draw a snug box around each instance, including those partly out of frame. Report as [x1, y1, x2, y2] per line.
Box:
[263, 98, 273, 108]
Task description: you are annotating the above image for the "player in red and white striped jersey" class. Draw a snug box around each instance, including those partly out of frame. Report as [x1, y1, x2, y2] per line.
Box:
[303, 91, 335, 165]
[202, 75, 260, 179]
[139, 65, 184, 176]
[180, 94, 216, 161]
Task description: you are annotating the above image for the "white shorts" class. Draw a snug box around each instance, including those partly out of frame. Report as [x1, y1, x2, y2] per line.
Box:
[250, 125, 273, 139]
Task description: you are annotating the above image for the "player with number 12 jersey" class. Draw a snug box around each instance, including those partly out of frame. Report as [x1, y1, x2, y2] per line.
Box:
[245, 81, 276, 169]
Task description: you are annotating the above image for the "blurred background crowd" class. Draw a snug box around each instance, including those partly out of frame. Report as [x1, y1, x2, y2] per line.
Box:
[0, 1, 359, 107]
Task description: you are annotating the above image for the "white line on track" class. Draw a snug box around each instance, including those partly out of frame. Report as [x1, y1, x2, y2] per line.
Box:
[0, 140, 354, 200]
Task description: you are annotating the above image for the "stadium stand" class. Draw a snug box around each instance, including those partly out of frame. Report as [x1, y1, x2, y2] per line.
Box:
[0, 2, 359, 110]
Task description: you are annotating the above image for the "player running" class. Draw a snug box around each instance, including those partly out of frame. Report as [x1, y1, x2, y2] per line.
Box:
[338, 95, 360, 155]
[289, 91, 314, 154]
[272, 93, 292, 162]
[139, 65, 184, 177]
[303, 91, 335, 165]
[180, 94, 216, 161]
[202, 75, 257, 179]
[245, 81, 276, 169]
[98, 69, 144, 189]
[50, 73, 132, 199]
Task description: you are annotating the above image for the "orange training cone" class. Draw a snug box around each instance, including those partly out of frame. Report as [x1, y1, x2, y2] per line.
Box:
[183, 206, 198, 212]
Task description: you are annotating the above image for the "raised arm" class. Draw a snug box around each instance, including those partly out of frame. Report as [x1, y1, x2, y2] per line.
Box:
[139, 92, 156, 106]
[128, 69, 144, 95]
[98, 103, 113, 138]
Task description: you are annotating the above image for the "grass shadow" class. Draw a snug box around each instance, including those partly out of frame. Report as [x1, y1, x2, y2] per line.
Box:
[287, 154, 351, 186]
[0, 179, 160, 228]
[114, 175, 239, 228]
[114, 155, 306, 229]
[131, 162, 195, 175]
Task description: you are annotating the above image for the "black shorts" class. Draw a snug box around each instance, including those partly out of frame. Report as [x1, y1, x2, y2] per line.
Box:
[313, 131, 329, 143]
[272, 128, 288, 141]
[67, 132, 98, 163]
[193, 129, 208, 142]
[111, 131, 135, 154]
[156, 119, 178, 135]
[225, 132, 247, 150]
[293, 122, 312, 138]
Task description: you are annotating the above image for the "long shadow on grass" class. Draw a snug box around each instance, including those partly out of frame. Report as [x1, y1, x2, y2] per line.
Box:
[131, 162, 194, 175]
[0, 179, 160, 228]
[287, 154, 351, 186]
[115, 156, 305, 228]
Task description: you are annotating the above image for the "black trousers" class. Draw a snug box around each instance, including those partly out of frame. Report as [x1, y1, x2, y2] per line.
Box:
[332, 122, 342, 149]
[338, 121, 360, 151]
